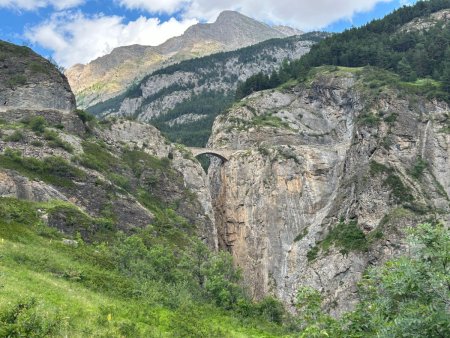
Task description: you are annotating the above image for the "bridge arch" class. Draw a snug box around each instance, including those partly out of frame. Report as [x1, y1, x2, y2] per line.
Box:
[194, 151, 228, 162]
[187, 147, 232, 162]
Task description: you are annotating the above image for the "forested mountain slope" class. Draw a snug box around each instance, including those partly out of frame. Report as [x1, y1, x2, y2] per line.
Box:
[87, 33, 327, 146]
[238, 0, 450, 102]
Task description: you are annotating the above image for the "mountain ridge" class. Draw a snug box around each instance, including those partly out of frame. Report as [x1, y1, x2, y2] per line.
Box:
[66, 10, 301, 109]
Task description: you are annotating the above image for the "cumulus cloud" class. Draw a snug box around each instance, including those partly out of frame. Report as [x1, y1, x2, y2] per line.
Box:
[184, 0, 395, 30]
[108, 1, 400, 30]
[116, 0, 189, 14]
[25, 11, 197, 67]
[0, 0, 84, 10]
[20, 0, 402, 67]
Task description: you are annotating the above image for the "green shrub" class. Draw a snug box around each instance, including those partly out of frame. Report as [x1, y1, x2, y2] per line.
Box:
[203, 252, 244, 310]
[43, 129, 74, 152]
[307, 246, 319, 262]
[321, 220, 368, 254]
[343, 223, 450, 337]
[370, 161, 414, 203]
[75, 109, 95, 124]
[31, 140, 44, 147]
[28, 116, 47, 133]
[7, 74, 27, 88]
[370, 161, 390, 175]
[77, 140, 117, 172]
[256, 297, 285, 324]
[383, 113, 398, 123]
[308, 221, 368, 261]
[385, 174, 414, 203]
[410, 157, 428, 179]
[4, 130, 24, 142]
[252, 114, 290, 129]
[109, 173, 131, 190]
[0, 298, 62, 337]
[358, 112, 381, 127]
[294, 228, 308, 242]
[29, 61, 49, 74]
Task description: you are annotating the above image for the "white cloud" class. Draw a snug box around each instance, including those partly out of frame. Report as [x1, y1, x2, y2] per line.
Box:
[20, 0, 403, 67]
[110, 1, 399, 30]
[183, 0, 395, 30]
[25, 11, 197, 67]
[0, 0, 84, 10]
[116, 0, 189, 14]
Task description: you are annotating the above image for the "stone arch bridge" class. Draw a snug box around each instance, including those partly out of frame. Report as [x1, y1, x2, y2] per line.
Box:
[187, 147, 235, 162]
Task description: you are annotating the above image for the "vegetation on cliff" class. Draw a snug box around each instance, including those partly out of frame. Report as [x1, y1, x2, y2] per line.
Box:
[238, 0, 450, 102]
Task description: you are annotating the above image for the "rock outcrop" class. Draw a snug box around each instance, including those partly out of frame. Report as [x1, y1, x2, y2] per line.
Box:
[207, 67, 450, 316]
[0, 41, 75, 113]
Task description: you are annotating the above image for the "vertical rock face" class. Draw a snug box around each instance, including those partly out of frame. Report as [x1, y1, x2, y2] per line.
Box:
[207, 68, 450, 316]
[0, 41, 76, 113]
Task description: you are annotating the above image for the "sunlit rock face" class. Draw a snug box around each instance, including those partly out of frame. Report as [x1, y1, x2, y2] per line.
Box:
[207, 68, 450, 316]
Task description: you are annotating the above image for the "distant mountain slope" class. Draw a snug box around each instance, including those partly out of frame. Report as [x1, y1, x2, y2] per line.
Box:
[66, 11, 302, 109]
[87, 33, 328, 146]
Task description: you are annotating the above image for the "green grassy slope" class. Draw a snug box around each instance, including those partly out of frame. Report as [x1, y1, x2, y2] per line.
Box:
[0, 198, 288, 337]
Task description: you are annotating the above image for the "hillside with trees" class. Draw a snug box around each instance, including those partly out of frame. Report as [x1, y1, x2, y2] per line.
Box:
[237, 0, 450, 102]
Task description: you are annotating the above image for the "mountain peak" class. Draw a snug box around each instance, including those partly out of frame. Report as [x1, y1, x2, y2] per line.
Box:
[215, 10, 252, 23]
[66, 10, 297, 108]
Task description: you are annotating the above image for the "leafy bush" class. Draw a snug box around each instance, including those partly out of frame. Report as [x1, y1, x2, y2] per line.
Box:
[307, 246, 319, 262]
[410, 156, 428, 179]
[0, 298, 62, 337]
[28, 116, 47, 133]
[308, 221, 367, 261]
[370, 161, 414, 203]
[322, 220, 368, 254]
[342, 223, 450, 337]
[76, 140, 117, 172]
[4, 130, 24, 142]
[7, 74, 26, 88]
[385, 173, 414, 203]
[43, 129, 74, 152]
[75, 109, 95, 124]
[29, 61, 49, 74]
[252, 114, 291, 129]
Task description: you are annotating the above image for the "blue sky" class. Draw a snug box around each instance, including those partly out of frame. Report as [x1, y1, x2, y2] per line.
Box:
[0, 0, 416, 67]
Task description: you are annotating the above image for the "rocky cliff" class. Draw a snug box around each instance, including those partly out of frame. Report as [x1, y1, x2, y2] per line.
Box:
[0, 41, 216, 248]
[0, 40, 75, 113]
[0, 109, 216, 247]
[207, 66, 450, 316]
[67, 11, 301, 109]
